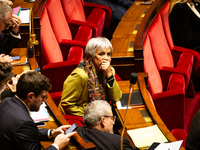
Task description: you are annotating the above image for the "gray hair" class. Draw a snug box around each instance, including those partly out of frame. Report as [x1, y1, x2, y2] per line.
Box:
[83, 100, 112, 127]
[85, 37, 113, 58]
[0, 1, 13, 19]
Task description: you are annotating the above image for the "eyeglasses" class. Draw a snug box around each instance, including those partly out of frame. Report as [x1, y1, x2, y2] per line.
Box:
[104, 116, 116, 122]
[0, 18, 10, 28]
[40, 95, 48, 100]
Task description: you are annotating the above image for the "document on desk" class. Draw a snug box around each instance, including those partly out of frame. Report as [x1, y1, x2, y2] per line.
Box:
[154, 140, 183, 150]
[18, 9, 30, 24]
[30, 102, 50, 123]
[127, 124, 168, 149]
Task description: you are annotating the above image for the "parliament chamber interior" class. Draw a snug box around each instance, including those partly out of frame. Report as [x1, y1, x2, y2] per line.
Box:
[3, 0, 200, 149]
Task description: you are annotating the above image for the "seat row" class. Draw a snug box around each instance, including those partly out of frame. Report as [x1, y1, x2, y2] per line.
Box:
[135, 0, 200, 131]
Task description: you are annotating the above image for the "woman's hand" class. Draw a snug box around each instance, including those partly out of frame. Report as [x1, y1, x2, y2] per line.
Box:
[99, 59, 112, 78]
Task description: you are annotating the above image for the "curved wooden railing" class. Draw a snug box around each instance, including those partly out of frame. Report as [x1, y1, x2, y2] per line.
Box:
[116, 73, 185, 150]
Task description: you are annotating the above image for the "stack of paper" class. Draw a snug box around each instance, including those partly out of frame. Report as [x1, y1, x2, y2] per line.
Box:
[30, 103, 51, 123]
[127, 124, 168, 149]
[11, 56, 27, 66]
[18, 9, 30, 24]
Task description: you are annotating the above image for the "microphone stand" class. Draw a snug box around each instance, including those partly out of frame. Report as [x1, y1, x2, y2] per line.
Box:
[120, 83, 133, 150]
[120, 73, 138, 150]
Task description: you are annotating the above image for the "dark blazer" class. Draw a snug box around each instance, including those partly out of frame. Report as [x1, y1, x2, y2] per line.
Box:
[77, 126, 134, 150]
[0, 32, 21, 55]
[185, 110, 200, 150]
[84, 0, 134, 21]
[169, 2, 200, 53]
[0, 96, 56, 150]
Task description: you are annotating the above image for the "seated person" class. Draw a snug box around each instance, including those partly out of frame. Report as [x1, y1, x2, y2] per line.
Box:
[58, 37, 122, 125]
[77, 100, 134, 150]
[185, 109, 200, 149]
[169, 0, 200, 53]
[0, 1, 22, 54]
[0, 71, 76, 150]
[0, 61, 15, 101]
[0, 62, 34, 101]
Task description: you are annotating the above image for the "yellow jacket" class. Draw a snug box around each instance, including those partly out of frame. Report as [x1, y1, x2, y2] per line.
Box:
[58, 67, 122, 117]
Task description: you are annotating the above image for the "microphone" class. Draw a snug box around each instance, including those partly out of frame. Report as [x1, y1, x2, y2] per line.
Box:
[120, 73, 138, 150]
[130, 73, 138, 85]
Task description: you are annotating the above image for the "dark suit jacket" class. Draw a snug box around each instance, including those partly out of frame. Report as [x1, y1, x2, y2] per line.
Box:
[0, 96, 56, 150]
[0, 32, 21, 55]
[169, 2, 200, 53]
[185, 110, 200, 150]
[77, 126, 134, 150]
[84, 0, 134, 21]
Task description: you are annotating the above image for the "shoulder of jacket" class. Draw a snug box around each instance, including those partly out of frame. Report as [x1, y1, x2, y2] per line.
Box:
[71, 67, 88, 79]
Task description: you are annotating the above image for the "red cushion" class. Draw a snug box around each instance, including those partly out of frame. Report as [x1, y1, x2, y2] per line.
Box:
[147, 14, 174, 70]
[74, 26, 93, 42]
[86, 8, 105, 36]
[143, 35, 163, 95]
[50, 91, 62, 106]
[171, 129, 187, 148]
[61, 0, 86, 22]
[45, 0, 72, 43]
[41, 8, 63, 64]
[159, 2, 174, 50]
[63, 114, 85, 126]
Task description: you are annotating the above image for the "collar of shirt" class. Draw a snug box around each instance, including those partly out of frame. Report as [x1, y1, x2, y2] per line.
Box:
[15, 95, 31, 115]
[187, 2, 200, 18]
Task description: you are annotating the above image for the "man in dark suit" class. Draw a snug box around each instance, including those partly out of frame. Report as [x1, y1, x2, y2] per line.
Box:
[76, 100, 134, 150]
[185, 109, 200, 150]
[0, 71, 76, 150]
[0, 1, 21, 56]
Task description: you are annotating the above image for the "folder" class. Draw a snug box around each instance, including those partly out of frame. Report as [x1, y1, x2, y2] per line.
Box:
[11, 56, 27, 66]
[127, 124, 168, 149]
[13, 6, 21, 16]
[30, 103, 51, 123]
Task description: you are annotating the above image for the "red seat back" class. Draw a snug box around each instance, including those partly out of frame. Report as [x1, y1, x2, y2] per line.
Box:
[41, 8, 64, 64]
[60, 0, 86, 22]
[147, 13, 174, 71]
[44, 0, 72, 43]
[159, 2, 174, 50]
[143, 35, 163, 95]
[171, 129, 187, 148]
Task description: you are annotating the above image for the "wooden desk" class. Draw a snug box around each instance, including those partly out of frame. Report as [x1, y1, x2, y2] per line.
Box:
[115, 73, 185, 150]
[111, 1, 153, 80]
[10, 0, 42, 68]
[10, 48, 96, 150]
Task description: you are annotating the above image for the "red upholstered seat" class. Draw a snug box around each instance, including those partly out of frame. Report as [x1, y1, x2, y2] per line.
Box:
[50, 92, 85, 126]
[40, 5, 93, 93]
[171, 129, 187, 148]
[144, 35, 185, 131]
[146, 11, 194, 96]
[60, 0, 112, 37]
[160, 1, 200, 91]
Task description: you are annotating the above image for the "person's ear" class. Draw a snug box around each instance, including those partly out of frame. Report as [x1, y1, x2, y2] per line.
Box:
[27, 92, 35, 102]
[100, 117, 106, 127]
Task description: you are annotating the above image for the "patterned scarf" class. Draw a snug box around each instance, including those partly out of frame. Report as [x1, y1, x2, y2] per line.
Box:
[78, 58, 107, 102]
